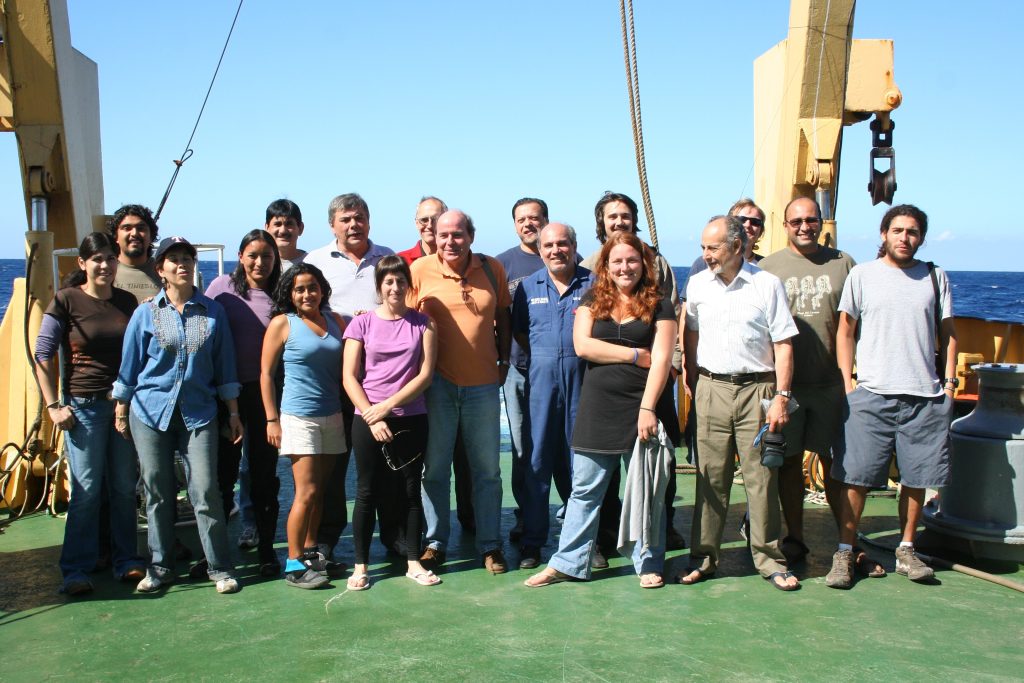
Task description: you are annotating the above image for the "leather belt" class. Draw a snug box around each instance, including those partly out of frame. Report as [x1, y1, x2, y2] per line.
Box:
[697, 367, 774, 385]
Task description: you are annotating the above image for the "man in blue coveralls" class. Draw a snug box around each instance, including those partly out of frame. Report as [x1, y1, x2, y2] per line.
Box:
[512, 222, 595, 569]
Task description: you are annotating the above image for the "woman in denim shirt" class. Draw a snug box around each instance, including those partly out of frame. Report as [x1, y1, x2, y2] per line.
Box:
[113, 237, 244, 595]
[35, 232, 146, 595]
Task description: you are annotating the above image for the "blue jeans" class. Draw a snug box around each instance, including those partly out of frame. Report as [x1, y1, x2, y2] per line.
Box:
[502, 366, 530, 519]
[132, 409, 235, 581]
[548, 450, 665, 579]
[60, 394, 142, 584]
[422, 375, 502, 554]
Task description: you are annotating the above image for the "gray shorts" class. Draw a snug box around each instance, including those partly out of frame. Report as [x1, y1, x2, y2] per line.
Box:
[781, 383, 844, 459]
[833, 386, 952, 489]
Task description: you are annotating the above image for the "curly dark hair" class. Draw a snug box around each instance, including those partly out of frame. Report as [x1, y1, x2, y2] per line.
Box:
[271, 262, 332, 317]
[106, 204, 159, 255]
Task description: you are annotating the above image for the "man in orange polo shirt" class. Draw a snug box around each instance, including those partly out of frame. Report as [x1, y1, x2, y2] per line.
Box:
[410, 209, 513, 574]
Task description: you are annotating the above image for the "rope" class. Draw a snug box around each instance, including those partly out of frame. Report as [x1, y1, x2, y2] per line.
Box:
[154, 0, 245, 222]
[619, 0, 658, 250]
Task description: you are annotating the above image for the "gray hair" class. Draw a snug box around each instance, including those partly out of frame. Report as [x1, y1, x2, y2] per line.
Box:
[419, 196, 448, 212]
[541, 222, 577, 246]
[328, 193, 369, 224]
[709, 214, 747, 251]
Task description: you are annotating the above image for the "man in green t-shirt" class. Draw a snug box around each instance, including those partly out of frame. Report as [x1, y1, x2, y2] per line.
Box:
[760, 197, 870, 571]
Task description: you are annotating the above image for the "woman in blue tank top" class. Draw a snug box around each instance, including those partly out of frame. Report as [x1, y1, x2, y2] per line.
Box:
[261, 263, 346, 589]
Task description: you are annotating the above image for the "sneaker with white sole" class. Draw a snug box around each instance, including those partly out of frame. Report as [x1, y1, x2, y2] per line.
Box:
[237, 526, 259, 550]
[825, 548, 854, 589]
[895, 545, 934, 582]
[136, 573, 172, 593]
[215, 577, 241, 594]
[285, 568, 329, 590]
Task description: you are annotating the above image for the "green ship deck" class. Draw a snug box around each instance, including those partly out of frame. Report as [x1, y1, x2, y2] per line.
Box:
[2, 450, 1022, 682]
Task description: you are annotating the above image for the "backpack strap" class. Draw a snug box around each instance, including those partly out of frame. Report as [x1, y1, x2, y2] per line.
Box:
[926, 261, 941, 331]
[477, 254, 499, 295]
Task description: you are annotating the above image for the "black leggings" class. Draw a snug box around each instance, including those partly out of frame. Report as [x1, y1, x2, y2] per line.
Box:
[351, 414, 428, 564]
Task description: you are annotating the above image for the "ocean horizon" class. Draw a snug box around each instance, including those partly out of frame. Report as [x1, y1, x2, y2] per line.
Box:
[0, 259, 1021, 324]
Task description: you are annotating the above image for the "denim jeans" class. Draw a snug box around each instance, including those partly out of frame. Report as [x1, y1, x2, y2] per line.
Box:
[132, 409, 235, 581]
[422, 374, 502, 554]
[502, 365, 530, 519]
[548, 450, 665, 580]
[60, 394, 142, 584]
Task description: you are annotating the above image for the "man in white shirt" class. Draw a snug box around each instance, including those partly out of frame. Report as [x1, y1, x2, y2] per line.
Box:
[681, 214, 800, 591]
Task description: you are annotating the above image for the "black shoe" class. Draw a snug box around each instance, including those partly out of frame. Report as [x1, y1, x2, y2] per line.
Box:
[592, 547, 609, 569]
[285, 568, 329, 590]
[666, 526, 688, 551]
[188, 558, 209, 580]
[258, 550, 281, 577]
[303, 548, 345, 578]
[519, 546, 541, 570]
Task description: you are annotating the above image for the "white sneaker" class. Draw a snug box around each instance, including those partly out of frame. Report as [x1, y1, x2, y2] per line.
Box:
[136, 574, 169, 593]
[215, 577, 241, 594]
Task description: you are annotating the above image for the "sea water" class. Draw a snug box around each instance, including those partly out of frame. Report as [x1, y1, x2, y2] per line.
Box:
[0, 259, 1021, 324]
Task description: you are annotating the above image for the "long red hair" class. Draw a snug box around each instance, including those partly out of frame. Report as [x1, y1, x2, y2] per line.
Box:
[587, 231, 662, 323]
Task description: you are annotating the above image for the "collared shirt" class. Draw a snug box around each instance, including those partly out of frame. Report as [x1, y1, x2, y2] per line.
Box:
[409, 251, 512, 387]
[303, 239, 395, 321]
[512, 265, 594, 361]
[685, 261, 798, 374]
[396, 242, 426, 266]
[113, 289, 241, 431]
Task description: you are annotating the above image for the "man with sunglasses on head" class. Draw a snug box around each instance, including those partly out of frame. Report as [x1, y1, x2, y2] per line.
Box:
[687, 198, 766, 278]
[409, 209, 513, 575]
[759, 197, 857, 568]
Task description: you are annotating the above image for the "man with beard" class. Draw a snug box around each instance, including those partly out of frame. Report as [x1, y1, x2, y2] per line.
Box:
[108, 204, 161, 302]
[827, 204, 957, 589]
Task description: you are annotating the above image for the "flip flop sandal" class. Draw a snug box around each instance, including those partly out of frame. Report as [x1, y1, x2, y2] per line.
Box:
[675, 568, 709, 585]
[853, 548, 887, 578]
[766, 570, 801, 591]
[405, 570, 441, 587]
[524, 569, 572, 588]
[640, 573, 665, 589]
[347, 574, 371, 591]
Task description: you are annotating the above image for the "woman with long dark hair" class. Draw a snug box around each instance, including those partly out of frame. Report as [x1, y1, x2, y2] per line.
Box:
[342, 255, 438, 589]
[35, 232, 145, 595]
[526, 231, 678, 589]
[261, 263, 346, 589]
[113, 236, 244, 595]
[203, 229, 282, 576]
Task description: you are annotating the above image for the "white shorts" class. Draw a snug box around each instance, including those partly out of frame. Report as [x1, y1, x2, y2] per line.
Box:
[279, 412, 347, 455]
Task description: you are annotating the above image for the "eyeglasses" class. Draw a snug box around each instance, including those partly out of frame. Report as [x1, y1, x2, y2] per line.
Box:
[381, 430, 423, 471]
[738, 216, 764, 228]
[459, 278, 472, 303]
[415, 217, 438, 226]
[785, 217, 821, 228]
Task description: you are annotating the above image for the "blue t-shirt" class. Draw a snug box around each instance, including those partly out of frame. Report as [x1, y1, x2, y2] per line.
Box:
[496, 246, 544, 371]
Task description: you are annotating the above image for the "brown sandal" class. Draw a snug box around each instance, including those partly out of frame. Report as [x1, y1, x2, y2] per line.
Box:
[853, 547, 887, 578]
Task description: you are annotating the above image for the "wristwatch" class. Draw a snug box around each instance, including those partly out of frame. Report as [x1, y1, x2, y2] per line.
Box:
[775, 390, 793, 399]
[943, 377, 959, 388]
[497, 359, 510, 367]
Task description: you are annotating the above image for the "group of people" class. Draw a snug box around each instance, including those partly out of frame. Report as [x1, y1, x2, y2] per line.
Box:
[39, 188, 956, 596]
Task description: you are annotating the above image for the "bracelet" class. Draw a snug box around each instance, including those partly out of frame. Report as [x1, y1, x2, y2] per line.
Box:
[229, 412, 240, 418]
[640, 406, 656, 413]
[115, 416, 128, 422]
[497, 359, 510, 367]
[632, 349, 639, 365]
[46, 400, 61, 410]
[266, 418, 279, 423]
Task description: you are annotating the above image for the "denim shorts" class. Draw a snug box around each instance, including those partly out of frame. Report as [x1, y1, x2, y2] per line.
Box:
[280, 411, 346, 455]
[833, 386, 952, 489]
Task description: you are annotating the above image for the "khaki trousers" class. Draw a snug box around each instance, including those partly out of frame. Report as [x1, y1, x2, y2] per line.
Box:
[689, 378, 787, 577]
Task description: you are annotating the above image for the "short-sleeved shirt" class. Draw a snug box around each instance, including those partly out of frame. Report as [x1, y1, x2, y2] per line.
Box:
[759, 246, 855, 386]
[279, 250, 307, 272]
[303, 239, 395, 321]
[343, 309, 430, 416]
[397, 242, 427, 266]
[571, 293, 680, 454]
[838, 259, 953, 397]
[204, 274, 274, 384]
[496, 246, 544, 371]
[409, 252, 512, 387]
[113, 261, 161, 303]
[44, 287, 138, 395]
[685, 261, 798, 373]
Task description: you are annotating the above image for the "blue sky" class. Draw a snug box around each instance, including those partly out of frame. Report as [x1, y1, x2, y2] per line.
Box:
[1, 1, 1021, 270]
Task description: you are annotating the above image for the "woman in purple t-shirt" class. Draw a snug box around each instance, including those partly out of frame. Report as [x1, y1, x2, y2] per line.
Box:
[342, 255, 438, 589]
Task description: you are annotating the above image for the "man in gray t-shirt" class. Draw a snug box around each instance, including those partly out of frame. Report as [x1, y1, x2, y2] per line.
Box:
[108, 204, 161, 303]
[760, 197, 854, 567]
[826, 204, 957, 589]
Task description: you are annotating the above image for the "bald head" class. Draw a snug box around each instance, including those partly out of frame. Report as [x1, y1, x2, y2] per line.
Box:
[435, 209, 475, 267]
[539, 222, 578, 281]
